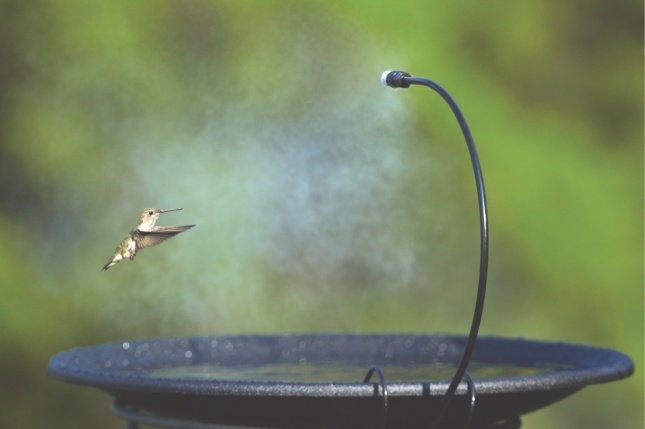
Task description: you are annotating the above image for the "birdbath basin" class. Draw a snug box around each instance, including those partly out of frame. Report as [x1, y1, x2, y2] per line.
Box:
[47, 333, 634, 428]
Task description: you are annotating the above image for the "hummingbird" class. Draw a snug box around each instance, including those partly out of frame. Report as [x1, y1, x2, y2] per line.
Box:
[101, 208, 195, 272]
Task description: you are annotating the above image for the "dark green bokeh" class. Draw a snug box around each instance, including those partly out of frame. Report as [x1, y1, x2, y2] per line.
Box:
[0, 1, 642, 428]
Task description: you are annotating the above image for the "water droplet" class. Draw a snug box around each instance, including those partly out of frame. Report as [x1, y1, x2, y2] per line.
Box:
[122, 359, 129, 366]
[210, 340, 217, 348]
[105, 360, 112, 368]
[185, 351, 193, 359]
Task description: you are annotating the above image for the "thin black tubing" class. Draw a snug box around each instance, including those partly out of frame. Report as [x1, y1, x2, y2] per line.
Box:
[398, 75, 488, 428]
[463, 372, 476, 428]
[363, 365, 389, 428]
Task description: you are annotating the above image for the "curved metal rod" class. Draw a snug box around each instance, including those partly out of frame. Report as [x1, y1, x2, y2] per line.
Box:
[363, 365, 389, 428]
[463, 372, 476, 428]
[381, 71, 488, 429]
[111, 400, 222, 429]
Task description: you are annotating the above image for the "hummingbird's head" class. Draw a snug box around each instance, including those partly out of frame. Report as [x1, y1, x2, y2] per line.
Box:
[138, 207, 182, 231]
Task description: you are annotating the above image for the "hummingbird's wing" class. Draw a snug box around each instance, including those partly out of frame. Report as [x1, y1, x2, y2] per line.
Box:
[135, 225, 195, 249]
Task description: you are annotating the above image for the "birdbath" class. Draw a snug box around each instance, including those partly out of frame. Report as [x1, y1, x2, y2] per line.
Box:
[48, 72, 634, 429]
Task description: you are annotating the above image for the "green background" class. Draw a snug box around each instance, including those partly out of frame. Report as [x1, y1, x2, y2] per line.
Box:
[0, 1, 642, 428]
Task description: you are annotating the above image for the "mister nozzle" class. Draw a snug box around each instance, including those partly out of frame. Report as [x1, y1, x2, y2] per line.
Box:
[381, 70, 411, 88]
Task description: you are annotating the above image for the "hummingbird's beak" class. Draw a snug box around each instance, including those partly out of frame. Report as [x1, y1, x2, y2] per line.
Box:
[160, 208, 182, 213]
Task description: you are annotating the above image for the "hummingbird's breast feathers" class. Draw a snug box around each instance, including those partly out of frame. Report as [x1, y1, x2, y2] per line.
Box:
[113, 231, 137, 258]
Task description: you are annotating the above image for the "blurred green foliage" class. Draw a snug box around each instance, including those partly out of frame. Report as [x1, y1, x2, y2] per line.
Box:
[0, 0, 642, 428]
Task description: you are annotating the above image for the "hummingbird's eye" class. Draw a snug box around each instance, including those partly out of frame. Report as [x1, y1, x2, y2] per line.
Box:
[148, 211, 153, 215]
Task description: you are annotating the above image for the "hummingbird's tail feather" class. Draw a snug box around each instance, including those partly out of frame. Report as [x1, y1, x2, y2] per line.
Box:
[101, 253, 123, 272]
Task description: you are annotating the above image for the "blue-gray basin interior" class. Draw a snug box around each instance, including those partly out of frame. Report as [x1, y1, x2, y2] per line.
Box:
[48, 334, 633, 428]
